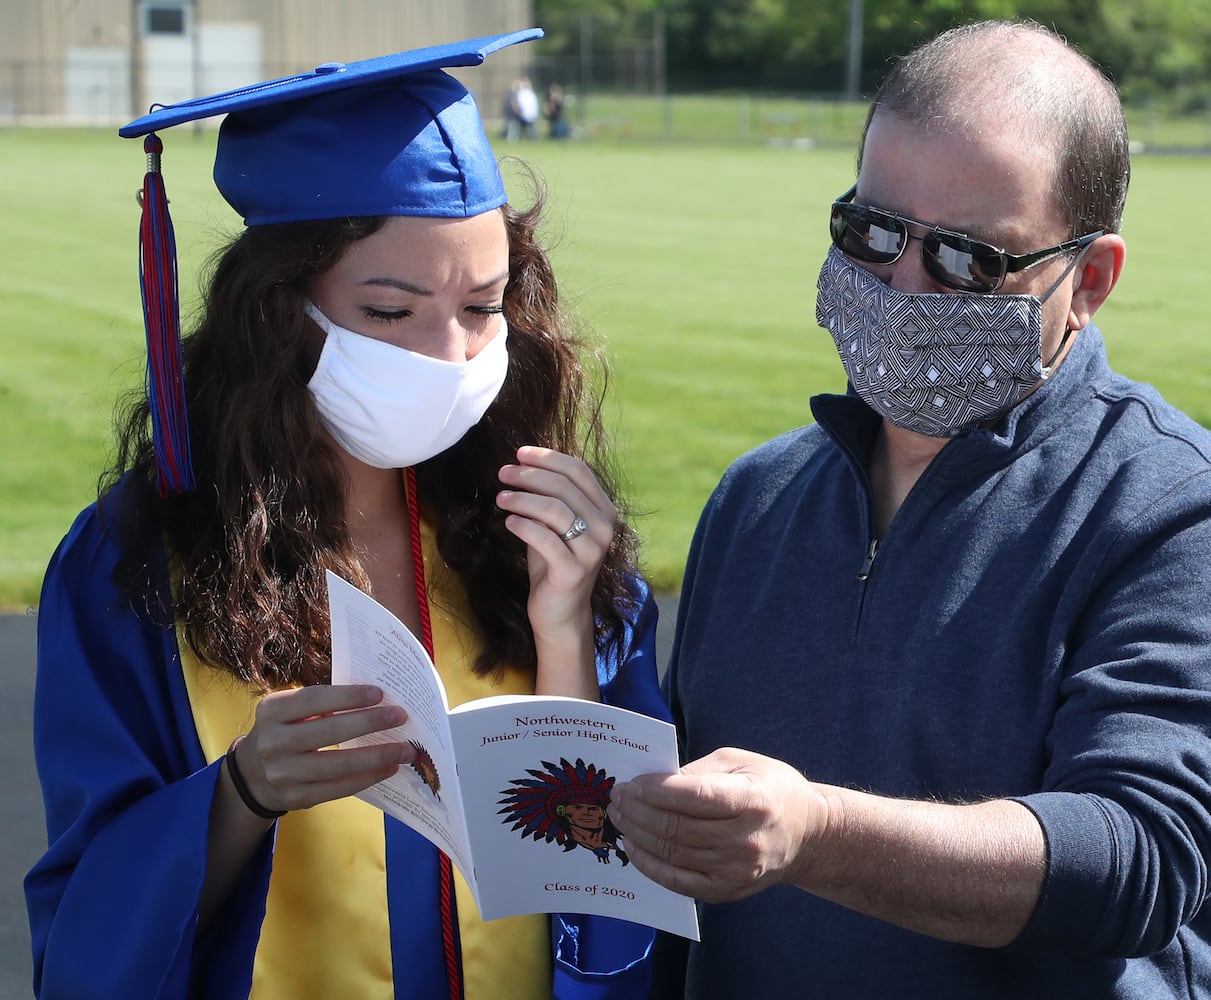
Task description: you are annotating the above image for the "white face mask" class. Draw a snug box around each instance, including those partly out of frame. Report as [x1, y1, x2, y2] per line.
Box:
[303, 299, 509, 468]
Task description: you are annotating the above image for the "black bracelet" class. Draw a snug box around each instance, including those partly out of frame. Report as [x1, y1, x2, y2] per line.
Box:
[225, 735, 287, 820]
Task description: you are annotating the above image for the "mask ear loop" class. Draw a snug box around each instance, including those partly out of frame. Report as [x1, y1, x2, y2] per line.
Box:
[1038, 243, 1095, 379]
[1040, 328, 1074, 380]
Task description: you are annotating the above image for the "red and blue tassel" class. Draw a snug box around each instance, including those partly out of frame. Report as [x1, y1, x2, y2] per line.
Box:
[138, 133, 195, 496]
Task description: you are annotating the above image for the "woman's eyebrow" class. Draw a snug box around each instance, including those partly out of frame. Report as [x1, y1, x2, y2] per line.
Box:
[362, 270, 509, 295]
[471, 270, 510, 293]
[363, 277, 431, 295]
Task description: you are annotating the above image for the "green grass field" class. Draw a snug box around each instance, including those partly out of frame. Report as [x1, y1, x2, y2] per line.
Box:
[571, 93, 1211, 151]
[2, 127, 1209, 607]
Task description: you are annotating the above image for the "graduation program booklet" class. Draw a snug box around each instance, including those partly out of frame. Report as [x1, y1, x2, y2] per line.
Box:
[326, 571, 700, 940]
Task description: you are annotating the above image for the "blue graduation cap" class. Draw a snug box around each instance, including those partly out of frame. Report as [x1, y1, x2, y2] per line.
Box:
[121, 27, 542, 495]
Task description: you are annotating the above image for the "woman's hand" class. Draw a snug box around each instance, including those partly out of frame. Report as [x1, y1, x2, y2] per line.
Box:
[497, 445, 616, 698]
[202, 683, 415, 926]
[230, 684, 415, 816]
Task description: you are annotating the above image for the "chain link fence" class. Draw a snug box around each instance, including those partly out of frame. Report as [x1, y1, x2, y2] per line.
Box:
[3, 7, 1209, 154]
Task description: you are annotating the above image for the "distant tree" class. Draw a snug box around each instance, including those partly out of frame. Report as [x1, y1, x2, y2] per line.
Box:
[1095, 0, 1211, 105]
[535, 0, 686, 92]
[535, 0, 1211, 103]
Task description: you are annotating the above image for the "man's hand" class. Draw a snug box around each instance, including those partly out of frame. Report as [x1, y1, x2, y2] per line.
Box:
[611, 746, 1047, 946]
[608, 747, 824, 902]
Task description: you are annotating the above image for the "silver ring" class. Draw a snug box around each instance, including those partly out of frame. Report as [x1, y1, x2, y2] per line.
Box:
[560, 516, 589, 542]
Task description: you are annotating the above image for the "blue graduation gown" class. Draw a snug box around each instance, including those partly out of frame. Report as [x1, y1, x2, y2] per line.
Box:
[25, 496, 668, 998]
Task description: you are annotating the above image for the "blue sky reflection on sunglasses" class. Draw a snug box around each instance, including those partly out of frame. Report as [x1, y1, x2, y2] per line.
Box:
[831, 186, 1103, 292]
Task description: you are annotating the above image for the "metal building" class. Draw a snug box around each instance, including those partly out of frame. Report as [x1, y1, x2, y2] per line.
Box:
[0, 0, 535, 126]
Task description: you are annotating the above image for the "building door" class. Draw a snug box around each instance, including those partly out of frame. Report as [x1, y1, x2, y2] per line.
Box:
[139, 2, 262, 111]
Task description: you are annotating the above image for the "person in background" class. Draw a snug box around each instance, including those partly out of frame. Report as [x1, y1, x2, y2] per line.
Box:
[609, 19, 1211, 999]
[545, 83, 570, 140]
[515, 76, 541, 139]
[25, 29, 667, 1000]
[502, 77, 523, 142]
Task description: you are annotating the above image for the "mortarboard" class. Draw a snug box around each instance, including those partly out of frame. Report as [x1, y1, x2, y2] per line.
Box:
[120, 27, 542, 496]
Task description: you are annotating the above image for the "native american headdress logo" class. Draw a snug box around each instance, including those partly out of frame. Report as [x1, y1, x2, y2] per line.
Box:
[407, 739, 441, 800]
[497, 757, 629, 865]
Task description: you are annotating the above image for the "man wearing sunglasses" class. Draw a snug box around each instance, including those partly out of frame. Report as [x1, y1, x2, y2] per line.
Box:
[610, 19, 1211, 999]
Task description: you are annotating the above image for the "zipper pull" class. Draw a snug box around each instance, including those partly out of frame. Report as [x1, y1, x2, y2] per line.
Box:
[857, 539, 879, 581]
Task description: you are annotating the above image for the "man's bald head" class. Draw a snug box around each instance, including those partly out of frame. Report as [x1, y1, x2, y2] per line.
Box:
[859, 21, 1130, 236]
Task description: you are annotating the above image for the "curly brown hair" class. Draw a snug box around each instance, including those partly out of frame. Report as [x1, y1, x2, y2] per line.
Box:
[103, 180, 641, 691]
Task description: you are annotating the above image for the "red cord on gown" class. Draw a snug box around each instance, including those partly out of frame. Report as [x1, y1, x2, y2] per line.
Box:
[405, 467, 463, 1000]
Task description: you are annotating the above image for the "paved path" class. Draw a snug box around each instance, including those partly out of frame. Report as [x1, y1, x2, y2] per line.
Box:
[0, 598, 677, 996]
[2, 613, 40, 999]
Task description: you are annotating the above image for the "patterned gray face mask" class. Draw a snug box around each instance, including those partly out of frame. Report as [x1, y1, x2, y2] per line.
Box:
[815, 246, 1070, 438]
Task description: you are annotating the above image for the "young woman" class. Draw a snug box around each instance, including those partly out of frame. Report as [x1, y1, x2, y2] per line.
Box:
[26, 31, 667, 999]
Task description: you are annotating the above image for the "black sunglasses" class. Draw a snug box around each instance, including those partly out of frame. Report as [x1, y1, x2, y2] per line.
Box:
[829, 187, 1103, 293]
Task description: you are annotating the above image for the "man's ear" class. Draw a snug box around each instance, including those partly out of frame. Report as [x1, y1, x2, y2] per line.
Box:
[1069, 234, 1126, 331]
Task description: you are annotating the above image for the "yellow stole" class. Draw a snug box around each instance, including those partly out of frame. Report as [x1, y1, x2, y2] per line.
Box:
[180, 522, 551, 999]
